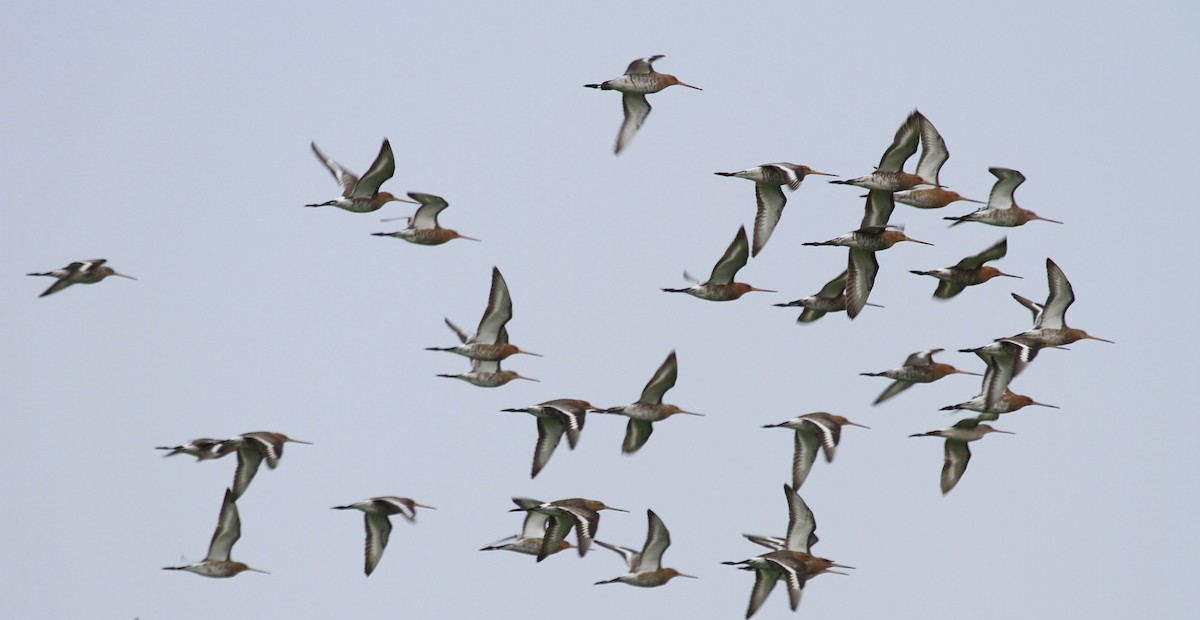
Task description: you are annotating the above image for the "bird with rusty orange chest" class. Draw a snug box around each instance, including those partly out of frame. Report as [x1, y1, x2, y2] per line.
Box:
[306, 139, 414, 213]
[372, 192, 479, 245]
[594, 509, 697, 587]
[910, 237, 1020, 299]
[662, 226, 774, 301]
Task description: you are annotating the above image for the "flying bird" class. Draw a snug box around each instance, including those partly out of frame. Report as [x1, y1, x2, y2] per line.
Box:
[714, 164, 835, 256]
[741, 484, 821, 555]
[829, 110, 927, 192]
[1010, 258, 1112, 346]
[722, 550, 852, 618]
[762, 414, 869, 488]
[585, 55, 700, 154]
[773, 270, 882, 323]
[510, 498, 628, 562]
[944, 167, 1062, 227]
[910, 237, 1020, 299]
[155, 437, 235, 461]
[333, 497, 435, 576]
[909, 417, 1013, 494]
[480, 497, 574, 557]
[894, 114, 984, 209]
[226, 432, 311, 500]
[306, 139, 414, 212]
[861, 348, 981, 405]
[372, 192, 480, 245]
[500, 399, 593, 477]
[594, 509, 697, 587]
[427, 267, 540, 361]
[162, 488, 267, 578]
[803, 227, 932, 318]
[27, 259, 136, 298]
[662, 226, 774, 301]
[592, 351, 702, 453]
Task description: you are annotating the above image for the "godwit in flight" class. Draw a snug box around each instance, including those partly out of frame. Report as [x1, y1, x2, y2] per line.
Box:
[592, 350, 701, 453]
[741, 484, 821, 555]
[910, 237, 1020, 298]
[959, 336, 1052, 412]
[585, 55, 700, 154]
[306, 139, 414, 212]
[372, 192, 479, 245]
[861, 349, 981, 405]
[803, 226, 931, 318]
[480, 497, 573, 557]
[773, 270, 882, 323]
[714, 164, 835, 256]
[500, 399, 593, 478]
[762, 414, 869, 488]
[511, 497, 628, 562]
[333, 496, 435, 576]
[594, 509, 697, 587]
[944, 167, 1062, 227]
[830, 110, 927, 192]
[940, 389, 1059, 416]
[1010, 258, 1112, 346]
[894, 114, 983, 209]
[227, 432, 311, 500]
[28, 259, 135, 297]
[163, 488, 267, 578]
[662, 226, 774, 301]
[723, 550, 852, 618]
[427, 267, 539, 361]
[155, 437, 235, 461]
[910, 416, 1013, 494]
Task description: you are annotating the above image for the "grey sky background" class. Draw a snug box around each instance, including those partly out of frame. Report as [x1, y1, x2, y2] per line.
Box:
[3, 1, 1196, 618]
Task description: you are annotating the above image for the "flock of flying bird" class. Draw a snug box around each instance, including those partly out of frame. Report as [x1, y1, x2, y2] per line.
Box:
[28, 54, 1111, 617]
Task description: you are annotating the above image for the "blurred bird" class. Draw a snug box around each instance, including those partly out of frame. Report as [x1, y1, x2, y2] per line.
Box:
[480, 497, 574, 557]
[372, 192, 479, 245]
[741, 484, 821, 554]
[163, 488, 267, 577]
[714, 163, 835, 256]
[592, 351, 702, 453]
[773, 270, 882, 323]
[861, 348, 981, 405]
[500, 399, 593, 478]
[944, 167, 1062, 227]
[722, 550, 852, 618]
[226, 432, 311, 500]
[940, 389, 1059, 417]
[910, 237, 1020, 299]
[306, 139, 414, 212]
[594, 509, 696, 587]
[959, 336, 1050, 412]
[585, 55, 701, 154]
[662, 226, 774, 301]
[1010, 258, 1112, 346]
[155, 437, 235, 461]
[910, 416, 1013, 494]
[28, 259, 135, 298]
[762, 414, 869, 488]
[333, 497, 435, 576]
[510, 498, 628, 561]
[427, 267, 540, 361]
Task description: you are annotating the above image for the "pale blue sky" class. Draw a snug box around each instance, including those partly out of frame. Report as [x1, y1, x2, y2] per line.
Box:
[2, 1, 1197, 618]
